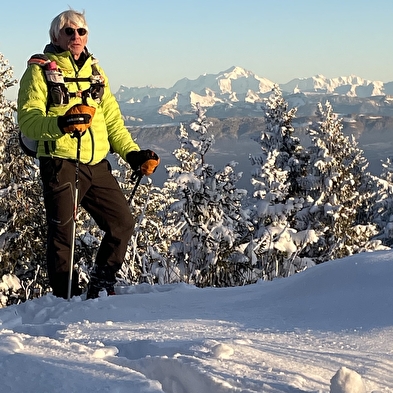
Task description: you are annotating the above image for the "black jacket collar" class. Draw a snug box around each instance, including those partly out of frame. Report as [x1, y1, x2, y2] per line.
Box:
[43, 43, 89, 68]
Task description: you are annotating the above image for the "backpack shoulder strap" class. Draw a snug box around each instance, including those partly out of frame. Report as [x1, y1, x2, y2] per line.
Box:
[22, 54, 53, 156]
[27, 54, 50, 67]
[89, 57, 105, 103]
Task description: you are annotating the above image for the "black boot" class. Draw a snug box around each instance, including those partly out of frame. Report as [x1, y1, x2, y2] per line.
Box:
[86, 264, 117, 299]
[52, 271, 82, 299]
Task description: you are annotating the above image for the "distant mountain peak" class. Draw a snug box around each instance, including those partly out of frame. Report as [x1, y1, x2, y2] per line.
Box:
[115, 67, 393, 124]
[221, 66, 253, 78]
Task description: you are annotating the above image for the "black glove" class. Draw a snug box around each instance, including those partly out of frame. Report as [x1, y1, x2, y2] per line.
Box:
[126, 149, 160, 176]
[58, 104, 96, 135]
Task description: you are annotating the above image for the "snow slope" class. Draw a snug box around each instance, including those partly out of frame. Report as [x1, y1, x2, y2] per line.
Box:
[1, 250, 393, 392]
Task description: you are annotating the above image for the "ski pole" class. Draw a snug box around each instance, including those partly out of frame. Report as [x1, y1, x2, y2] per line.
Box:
[67, 132, 82, 301]
[128, 170, 143, 205]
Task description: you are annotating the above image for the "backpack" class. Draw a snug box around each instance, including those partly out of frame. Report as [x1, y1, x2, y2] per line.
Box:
[19, 54, 105, 158]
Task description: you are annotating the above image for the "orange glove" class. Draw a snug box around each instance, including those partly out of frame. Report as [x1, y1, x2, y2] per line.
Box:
[58, 104, 96, 134]
[126, 150, 160, 176]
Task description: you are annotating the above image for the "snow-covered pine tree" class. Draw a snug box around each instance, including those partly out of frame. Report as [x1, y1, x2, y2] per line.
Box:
[165, 103, 252, 287]
[299, 101, 383, 261]
[249, 86, 315, 280]
[115, 156, 172, 286]
[369, 157, 393, 247]
[0, 53, 49, 305]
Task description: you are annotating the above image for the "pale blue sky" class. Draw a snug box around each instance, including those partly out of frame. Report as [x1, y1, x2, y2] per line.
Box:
[2, 0, 392, 99]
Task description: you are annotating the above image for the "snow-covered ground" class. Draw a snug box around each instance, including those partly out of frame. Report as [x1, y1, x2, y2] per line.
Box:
[1, 250, 393, 393]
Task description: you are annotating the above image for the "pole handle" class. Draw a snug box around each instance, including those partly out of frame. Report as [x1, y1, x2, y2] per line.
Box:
[128, 171, 143, 205]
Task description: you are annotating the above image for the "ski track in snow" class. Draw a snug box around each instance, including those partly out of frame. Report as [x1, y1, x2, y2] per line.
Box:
[1, 251, 393, 392]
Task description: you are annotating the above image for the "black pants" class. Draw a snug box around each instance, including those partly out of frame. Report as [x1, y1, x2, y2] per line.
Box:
[39, 157, 135, 296]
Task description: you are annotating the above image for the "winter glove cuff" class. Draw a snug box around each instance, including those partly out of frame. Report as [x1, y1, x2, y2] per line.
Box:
[126, 149, 160, 176]
[58, 104, 96, 135]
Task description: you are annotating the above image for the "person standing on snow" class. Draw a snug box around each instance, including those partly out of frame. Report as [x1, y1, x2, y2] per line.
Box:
[17, 9, 160, 299]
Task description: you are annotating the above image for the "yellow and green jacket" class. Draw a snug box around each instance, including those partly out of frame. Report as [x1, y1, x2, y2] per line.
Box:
[17, 44, 139, 164]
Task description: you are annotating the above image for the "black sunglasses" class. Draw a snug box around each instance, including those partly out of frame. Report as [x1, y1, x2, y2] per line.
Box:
[64, 27, 87, 36]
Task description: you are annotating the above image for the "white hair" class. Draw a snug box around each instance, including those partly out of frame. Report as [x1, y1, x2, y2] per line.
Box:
[49, 9, 88, 43]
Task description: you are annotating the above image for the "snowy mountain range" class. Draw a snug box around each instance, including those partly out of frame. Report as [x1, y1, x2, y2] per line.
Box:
[115, 66, 393, 124]
[117, 67, 393, 188]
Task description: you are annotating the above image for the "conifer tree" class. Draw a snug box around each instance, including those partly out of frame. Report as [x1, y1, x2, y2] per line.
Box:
[0, 53, 49, 304]
[164, 103, 251, 286]
[117, 159, 173, 285]
[249, 86, 315, 280]
[369, 157, 393, 246]
[300, 101, 382, 261]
